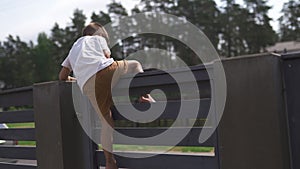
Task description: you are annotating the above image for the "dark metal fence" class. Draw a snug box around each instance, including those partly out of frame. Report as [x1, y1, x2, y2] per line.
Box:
[33, 63, 220, 169]
[0, 53, 299, 169]
[96, 64, 219, 169]
[0, 86, 36, 169]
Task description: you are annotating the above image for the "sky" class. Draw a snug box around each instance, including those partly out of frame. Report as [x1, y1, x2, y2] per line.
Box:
[0, 0, 289, 43]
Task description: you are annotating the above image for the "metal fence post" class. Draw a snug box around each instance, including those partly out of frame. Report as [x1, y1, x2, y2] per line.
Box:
[34, 81, 97, 169]
[282, 53, 300, 169]
[217, 55, 291, 169]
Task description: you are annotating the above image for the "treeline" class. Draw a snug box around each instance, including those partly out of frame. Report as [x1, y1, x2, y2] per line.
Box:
[0, 0, 299, 89]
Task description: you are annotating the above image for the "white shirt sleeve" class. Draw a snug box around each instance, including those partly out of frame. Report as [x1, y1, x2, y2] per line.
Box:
[61, 57, 72, 71]
[99, 36, 111, 55]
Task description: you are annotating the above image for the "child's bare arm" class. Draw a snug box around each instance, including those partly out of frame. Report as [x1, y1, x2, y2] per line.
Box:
[104, 49, 111, 58]
[59, 67, 76, 81]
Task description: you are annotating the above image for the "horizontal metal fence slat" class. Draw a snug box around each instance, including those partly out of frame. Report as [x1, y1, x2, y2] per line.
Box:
[0, 162, 36, 169]
[96, 150, 218, 169]
[0, 128, 35, 141]
[93, 127, 216, 146]
[112, 81, 211, 99]
[0, 146, 36, 160]
[116, 70, 210, 89]
[112, 99, 211, 121]
[134, 64, 212, 78]
[0, 86, 33, 95]
[115, 127, 216, 147]
[0, 110, 34, 123]
[0, 87, 33, 107]
[118, 65, 211, 85]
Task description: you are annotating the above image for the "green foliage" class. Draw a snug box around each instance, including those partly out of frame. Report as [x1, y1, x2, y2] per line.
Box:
[0, 9, 87, 89]
[106, 1, 129, 59]
[219, 0, 277, 57]
[0, 35, 34, 88]
[243, 0, 278, 53]
[108, 1, 128, 17]
[91, 11, 112, 25]
[0, 0, 290, 88]
[177, 0, 221, 49]
[51, 9, 87, 66]
[32, 33, 58, 82]
[279, 0, 300, 41]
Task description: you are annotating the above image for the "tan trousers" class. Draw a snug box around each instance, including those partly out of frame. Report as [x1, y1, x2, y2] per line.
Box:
[83, 60, 128, 118]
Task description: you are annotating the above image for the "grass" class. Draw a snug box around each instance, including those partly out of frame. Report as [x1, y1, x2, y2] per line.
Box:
[173, 146, 213, 153]
[100, 144, 214, 154]
[6, 123, 36, 146]
[6, 123, 35, 128]
[17, 141, 36, 146]
[5, 123, 214, 154]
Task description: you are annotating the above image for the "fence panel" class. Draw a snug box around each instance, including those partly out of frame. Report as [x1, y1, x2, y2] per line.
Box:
[0, 87, 36, 169]
[92, 65, 217, 168]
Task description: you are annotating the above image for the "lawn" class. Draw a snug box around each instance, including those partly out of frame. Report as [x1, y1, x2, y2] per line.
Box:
[101, 144, 214, 154]
[6, 123, 36, 146]
[6, 123, 214, 154]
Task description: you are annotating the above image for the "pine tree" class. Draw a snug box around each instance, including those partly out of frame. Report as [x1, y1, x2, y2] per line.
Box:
[177, 0, 221, 49]
[243, 0, 277, 53]
[219, 0, 277, 57]
[106, 1, 129, 59]
[91, 11, 112, 25]
[107, 0, 128, 18]
[51, 9, 87, 66]
[219, 0, 248, 57]
[279, 0, 300, 41]
[32, 33, 58, 83]
[0, 35, 34, 88]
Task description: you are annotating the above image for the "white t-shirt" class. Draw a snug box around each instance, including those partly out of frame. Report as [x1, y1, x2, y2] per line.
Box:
[61, 36, 114, 91]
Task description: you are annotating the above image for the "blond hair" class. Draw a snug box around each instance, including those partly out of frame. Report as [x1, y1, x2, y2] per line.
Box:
[82, 22, 109, 43]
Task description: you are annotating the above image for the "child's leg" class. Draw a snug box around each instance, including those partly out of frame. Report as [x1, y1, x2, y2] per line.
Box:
[100, 111, 118, 169]
[126, 60, 144, 73]
[83, 78, 118, 169]
[125, 60, 155, 102]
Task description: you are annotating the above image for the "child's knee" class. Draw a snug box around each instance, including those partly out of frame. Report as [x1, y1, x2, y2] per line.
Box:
[129, 60, 140, 66]
[128, 60, 142, 72]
